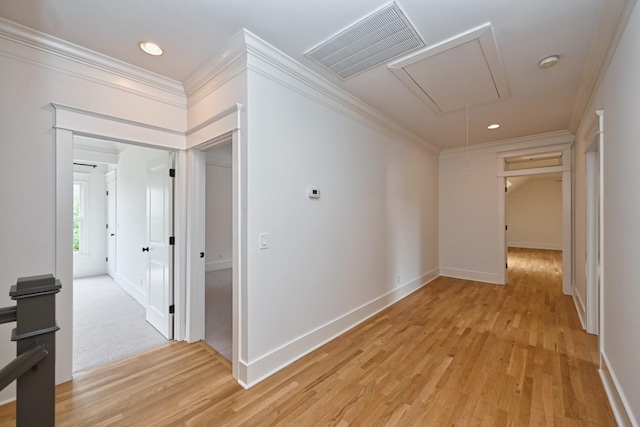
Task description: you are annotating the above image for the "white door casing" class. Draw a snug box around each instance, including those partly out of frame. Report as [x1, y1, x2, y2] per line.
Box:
[586, 110, 604, 336]
[145, 152, 175, 339]
[54, 103, 185, 385]
[496, 143, 573, 294]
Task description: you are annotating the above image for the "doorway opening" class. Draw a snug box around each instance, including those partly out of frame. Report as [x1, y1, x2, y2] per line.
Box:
[71, 136, 175, 373]
[497, 144, 572, 294]
[202, 142, 233, 361]
[505, 173, 563, 285]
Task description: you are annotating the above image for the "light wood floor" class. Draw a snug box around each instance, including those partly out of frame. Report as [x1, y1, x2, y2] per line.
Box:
[0, 249, 614, 426]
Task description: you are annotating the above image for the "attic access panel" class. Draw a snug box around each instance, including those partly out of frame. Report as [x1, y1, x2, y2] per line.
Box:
[388, 23, 510, 113]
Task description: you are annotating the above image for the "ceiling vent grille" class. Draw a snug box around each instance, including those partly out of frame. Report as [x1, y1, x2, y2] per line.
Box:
[304, 3, 424, 80]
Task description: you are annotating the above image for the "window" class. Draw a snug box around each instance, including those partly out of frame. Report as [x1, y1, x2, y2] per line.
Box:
[73, 173, 90, 254]
[504, 152, 563, 171]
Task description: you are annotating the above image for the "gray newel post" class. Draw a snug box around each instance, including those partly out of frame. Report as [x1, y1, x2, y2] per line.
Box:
[10, 274, 61, 427]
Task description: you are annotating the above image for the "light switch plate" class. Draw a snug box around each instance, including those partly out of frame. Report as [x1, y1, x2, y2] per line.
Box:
[259, 233, 269, 249]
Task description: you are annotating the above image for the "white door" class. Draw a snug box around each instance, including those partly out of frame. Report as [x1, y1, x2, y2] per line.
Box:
[106, 173, 117, 278]
[145, 152, 174, 339]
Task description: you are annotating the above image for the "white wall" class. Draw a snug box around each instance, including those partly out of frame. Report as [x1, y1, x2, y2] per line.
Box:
[574, 3, 640, 423]
[0, 22, 185, 404]
[243, 64, 439, 381]
[205, 161, 232, 271]
[506, 176, 562, 250]
[439, 152, 501, 283]
[72, 163, 108, 278]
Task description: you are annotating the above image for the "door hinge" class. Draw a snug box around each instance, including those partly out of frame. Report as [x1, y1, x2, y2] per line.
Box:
[169, 304, 175, 314]
[106, 257, 108, 262]
[106, 223, 109, 229]
[106, 190, 109, 196]
[505, 225, 508, 231]
[506, 263, 508, 269]
[169, 236, 175, 245]
[505, 187, 508, 192]
[169, 168, 175, 178]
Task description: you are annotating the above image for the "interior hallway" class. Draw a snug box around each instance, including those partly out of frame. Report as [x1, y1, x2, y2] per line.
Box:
[0, 249, 613, 425]
[205, 268, 232, 360]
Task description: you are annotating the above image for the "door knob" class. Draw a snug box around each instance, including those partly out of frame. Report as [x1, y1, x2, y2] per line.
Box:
[111, 233, 115, 236]
[142, 247, 149, 252]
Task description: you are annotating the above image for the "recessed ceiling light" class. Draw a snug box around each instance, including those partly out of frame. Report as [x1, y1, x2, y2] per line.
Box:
[139, 41, 163, 56]
[538, 55, 559, 68]
[487, 124, 500, 129]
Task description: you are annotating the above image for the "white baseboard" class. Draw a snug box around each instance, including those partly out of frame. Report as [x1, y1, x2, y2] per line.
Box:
[239, 268, 440, 388]
[439, 267, 502, 285]
[508, 242, 563, 250]
[0, 390, 16, 406]
[113, 273, 146, 307]
[600, 351, 637, 427]
[73, 265, 108, 279]
[206, 259, 232, 272]
[572, 288, 586, 331]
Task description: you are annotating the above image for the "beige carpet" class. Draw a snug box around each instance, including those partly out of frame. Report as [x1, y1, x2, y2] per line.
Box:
[205, 268, 232, 360]
[73, 275, 167, 373]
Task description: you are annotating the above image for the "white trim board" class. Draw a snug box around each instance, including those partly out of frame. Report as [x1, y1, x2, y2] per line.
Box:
[53, 103, 184, 149]
[507, 242, 563, 251]
[572, 290, 587, 332]
[600, 352, 637, 427]
[570, 0, 637, 133]
[53, 104, 189, 386]
[440, 131, 573, 159]
[239, 268, 441, 388]
[206, 260, 232, 272]
[184, 28, 438, 153]
[113, 273, 146, 307]
[244, 31, 438, 153]
[0, 17, 186, 107]
[438, 267, 503, 285]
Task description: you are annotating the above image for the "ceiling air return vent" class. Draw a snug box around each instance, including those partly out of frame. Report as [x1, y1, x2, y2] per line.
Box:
[304, 3, 424, 80]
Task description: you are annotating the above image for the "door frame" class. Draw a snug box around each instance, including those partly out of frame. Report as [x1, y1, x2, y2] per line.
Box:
[585, 110, 604, 336]
[185, 103, 245, 384]
[496, 143, 573, 294]
[53, 103, 186, 383]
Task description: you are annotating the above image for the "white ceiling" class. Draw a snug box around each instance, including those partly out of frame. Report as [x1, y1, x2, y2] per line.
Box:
[0, 0, 610, 149]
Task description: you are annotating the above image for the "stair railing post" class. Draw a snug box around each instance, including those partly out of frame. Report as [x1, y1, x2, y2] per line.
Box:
[10, 274, 61, 427]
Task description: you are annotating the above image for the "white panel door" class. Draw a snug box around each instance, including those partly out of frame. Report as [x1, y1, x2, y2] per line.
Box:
[106, 178, 117, 278]
[145, 153, 174, 339]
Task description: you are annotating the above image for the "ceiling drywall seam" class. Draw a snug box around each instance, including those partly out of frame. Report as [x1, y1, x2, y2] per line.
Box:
[242, 29, 440, 153]
[0, 17, 187, 108]
[569, 0, 637, 133]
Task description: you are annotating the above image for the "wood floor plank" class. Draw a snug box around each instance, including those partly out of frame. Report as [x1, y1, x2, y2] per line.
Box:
[0, 248, 616, 426]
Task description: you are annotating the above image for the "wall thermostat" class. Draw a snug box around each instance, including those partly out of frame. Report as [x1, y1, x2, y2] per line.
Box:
[308, 188, 320, 199]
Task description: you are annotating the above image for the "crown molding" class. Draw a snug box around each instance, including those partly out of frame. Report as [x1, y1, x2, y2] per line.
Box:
[242, 29, 439, 153]
[183, 29, 248, 107]
[569, 0, 637, 133]
[0, 17, 186, 108]
[439, 130, 574, 159]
